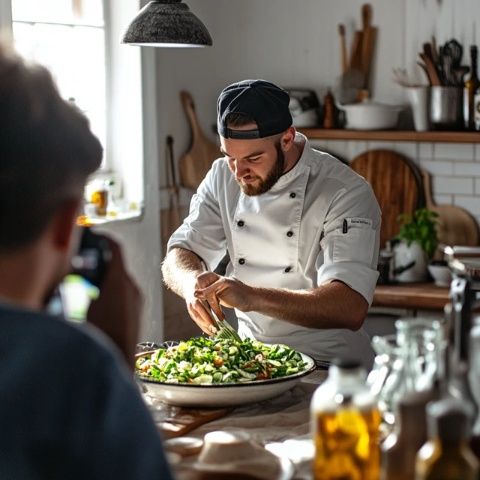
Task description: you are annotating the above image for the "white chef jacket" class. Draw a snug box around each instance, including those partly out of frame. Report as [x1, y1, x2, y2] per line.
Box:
[168, 133, 381, 368]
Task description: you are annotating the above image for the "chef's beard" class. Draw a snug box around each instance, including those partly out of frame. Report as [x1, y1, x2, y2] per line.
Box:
[240, 142, 285, 196]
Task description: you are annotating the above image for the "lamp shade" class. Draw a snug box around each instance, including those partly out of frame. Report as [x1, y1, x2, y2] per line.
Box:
[122, 0, 212, 47]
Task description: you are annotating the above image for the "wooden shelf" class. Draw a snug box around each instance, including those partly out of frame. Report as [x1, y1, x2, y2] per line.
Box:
[298, 128, 480, 143]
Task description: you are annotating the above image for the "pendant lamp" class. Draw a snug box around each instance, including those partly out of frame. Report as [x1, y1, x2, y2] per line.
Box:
[122, 0, 212, 47]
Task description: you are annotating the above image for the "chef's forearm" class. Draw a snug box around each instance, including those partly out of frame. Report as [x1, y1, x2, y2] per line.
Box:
[248, 281, 369, 330]
[161, 247, 205, 298]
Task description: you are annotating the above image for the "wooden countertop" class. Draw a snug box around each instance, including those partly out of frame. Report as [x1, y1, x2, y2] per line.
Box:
[373, 282, 450, 311]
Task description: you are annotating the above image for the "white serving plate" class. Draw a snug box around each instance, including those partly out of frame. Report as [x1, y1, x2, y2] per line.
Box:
[138, 351, 315, 407]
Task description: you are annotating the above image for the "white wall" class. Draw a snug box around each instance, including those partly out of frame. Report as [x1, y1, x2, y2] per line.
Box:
[112, 0, 480, 341]
[156, 0, 480, 218]
[99, 0, 164, 343]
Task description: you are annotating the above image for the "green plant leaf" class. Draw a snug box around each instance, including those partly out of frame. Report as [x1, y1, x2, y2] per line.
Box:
[395, 208, 439, 259]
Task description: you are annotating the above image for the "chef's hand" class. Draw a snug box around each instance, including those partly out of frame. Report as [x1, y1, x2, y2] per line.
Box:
[87, 237, 142, 370]
[184, 271, 223, 336]
[194, 275, 253, 313]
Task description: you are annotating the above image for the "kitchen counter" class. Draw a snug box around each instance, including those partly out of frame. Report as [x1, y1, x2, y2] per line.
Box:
[145, 370, 327, 480]
[373, 282, 450, 311]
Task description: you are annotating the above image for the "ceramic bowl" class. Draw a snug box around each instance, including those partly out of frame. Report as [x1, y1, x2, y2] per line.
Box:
[198, 430, 258, 465]
[428, 263, 452, 287]
[337, 99, 403, 130]
[194, 430, 293, 480]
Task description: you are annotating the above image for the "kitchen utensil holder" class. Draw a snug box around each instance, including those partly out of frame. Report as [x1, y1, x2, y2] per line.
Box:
[430, 86, 463, 130]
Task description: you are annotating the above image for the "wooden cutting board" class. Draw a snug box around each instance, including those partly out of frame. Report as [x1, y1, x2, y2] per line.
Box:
[179, 90, 221, 190]
[422, 169, 480, 247]
[157, 407, 231, 439]
[350, 149, 424, 248]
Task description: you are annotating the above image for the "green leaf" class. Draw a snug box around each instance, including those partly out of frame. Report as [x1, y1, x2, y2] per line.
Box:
[395, 208, 439, 259]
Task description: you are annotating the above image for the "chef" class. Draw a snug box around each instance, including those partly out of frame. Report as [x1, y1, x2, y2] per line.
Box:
[162, 79, 381, 368]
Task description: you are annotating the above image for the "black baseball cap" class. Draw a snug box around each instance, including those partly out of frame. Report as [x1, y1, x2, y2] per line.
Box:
[217, 79, 293, 140]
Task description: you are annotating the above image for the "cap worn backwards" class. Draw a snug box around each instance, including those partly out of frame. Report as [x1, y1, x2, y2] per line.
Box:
[217, 79, 292, 140]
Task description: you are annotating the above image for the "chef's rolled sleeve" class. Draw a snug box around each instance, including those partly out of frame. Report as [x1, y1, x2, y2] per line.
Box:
[167, 162, 227, 271]
[318, 261, 379, 305]
[317, 182, 381, 305]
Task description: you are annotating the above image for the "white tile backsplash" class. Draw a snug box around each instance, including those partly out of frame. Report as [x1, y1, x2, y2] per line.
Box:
[326, 140, 353, 162]
[453, 162, 480, 176]
[366, 141, 398, 151]
[432, 177, 473, 195]
[393, 142, 418, 160]
[419, 143, 434, 159]
[420, 159, 453, 176]
[433, 143, 475, 161]
[311, 139, 480, 224]
[454, 196, 480, 215]
[346, 141, 369, 160]
[434, 194, 453, 204]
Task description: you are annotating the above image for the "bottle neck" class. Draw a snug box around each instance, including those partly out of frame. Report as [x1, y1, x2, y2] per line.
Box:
[328, 365, 366, 386]
[471, 47, 479, 81]
[433, 437, 471, 453]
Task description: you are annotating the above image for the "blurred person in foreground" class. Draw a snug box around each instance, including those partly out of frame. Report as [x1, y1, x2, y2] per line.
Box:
[0, 44, 173, 479]
[162, 79, 381, 368]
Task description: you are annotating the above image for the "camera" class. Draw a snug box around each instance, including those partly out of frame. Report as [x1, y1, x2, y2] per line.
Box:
[47, 228, 111, 321]
[70, 228, 111, 288]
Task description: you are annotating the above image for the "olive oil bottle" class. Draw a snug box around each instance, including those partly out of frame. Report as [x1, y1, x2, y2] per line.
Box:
[416, 398, 479, 480]
[311, 358, 381, 480]
[464, 45, 480, 131]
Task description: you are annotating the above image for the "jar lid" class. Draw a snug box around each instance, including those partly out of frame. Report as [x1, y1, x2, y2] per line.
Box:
[331, 357, 362, 370]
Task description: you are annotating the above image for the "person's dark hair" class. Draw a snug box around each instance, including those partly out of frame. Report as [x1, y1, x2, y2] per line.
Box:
[0, 44, 102, 252]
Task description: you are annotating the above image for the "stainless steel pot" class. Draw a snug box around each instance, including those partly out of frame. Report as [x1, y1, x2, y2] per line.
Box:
[430, 86, 463, 130]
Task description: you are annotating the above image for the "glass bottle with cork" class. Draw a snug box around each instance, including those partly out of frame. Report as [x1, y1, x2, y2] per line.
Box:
[464, 45, 480, 131]
[310, 357, 381, 480]
[415, 397, 479, 480]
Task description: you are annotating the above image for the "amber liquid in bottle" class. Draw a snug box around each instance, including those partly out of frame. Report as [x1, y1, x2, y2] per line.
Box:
[464, 45, 480, 131]
[313, 406, 381, 480]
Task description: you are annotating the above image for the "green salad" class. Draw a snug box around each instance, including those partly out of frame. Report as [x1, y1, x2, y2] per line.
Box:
[136, 336, 307, 385]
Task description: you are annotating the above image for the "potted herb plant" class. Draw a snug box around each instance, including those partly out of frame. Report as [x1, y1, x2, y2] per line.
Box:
[393, 208, 439, 283]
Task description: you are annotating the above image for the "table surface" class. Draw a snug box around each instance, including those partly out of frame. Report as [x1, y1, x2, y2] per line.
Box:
[147, 370, 327, 480]
[373, 282, 450, 311]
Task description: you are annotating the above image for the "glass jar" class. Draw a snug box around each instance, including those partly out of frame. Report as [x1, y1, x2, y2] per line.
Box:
[311, 358, 381, 480]
[367, 318, 444, 427]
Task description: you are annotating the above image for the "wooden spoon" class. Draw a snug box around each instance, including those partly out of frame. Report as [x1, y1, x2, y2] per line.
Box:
[361, 3, 377, 90]
[338, 24, 348, 74]
[419, 53, 442, 86]
[417, 61, 432, 85]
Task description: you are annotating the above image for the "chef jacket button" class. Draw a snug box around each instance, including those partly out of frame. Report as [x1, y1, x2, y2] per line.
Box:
[289, 192, 296, 198]
[237, 220, 245, 227]
[286, 230, 294, 237]
[284, 266, 292, 273]
[238, 258, 246, 265]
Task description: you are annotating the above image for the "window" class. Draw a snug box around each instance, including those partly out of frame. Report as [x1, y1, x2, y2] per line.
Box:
[12, 0, 107, 167]
[2, 0, 145, 223]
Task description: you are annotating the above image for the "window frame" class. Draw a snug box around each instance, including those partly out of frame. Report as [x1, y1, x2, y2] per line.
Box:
[2, 0, 147, 222]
